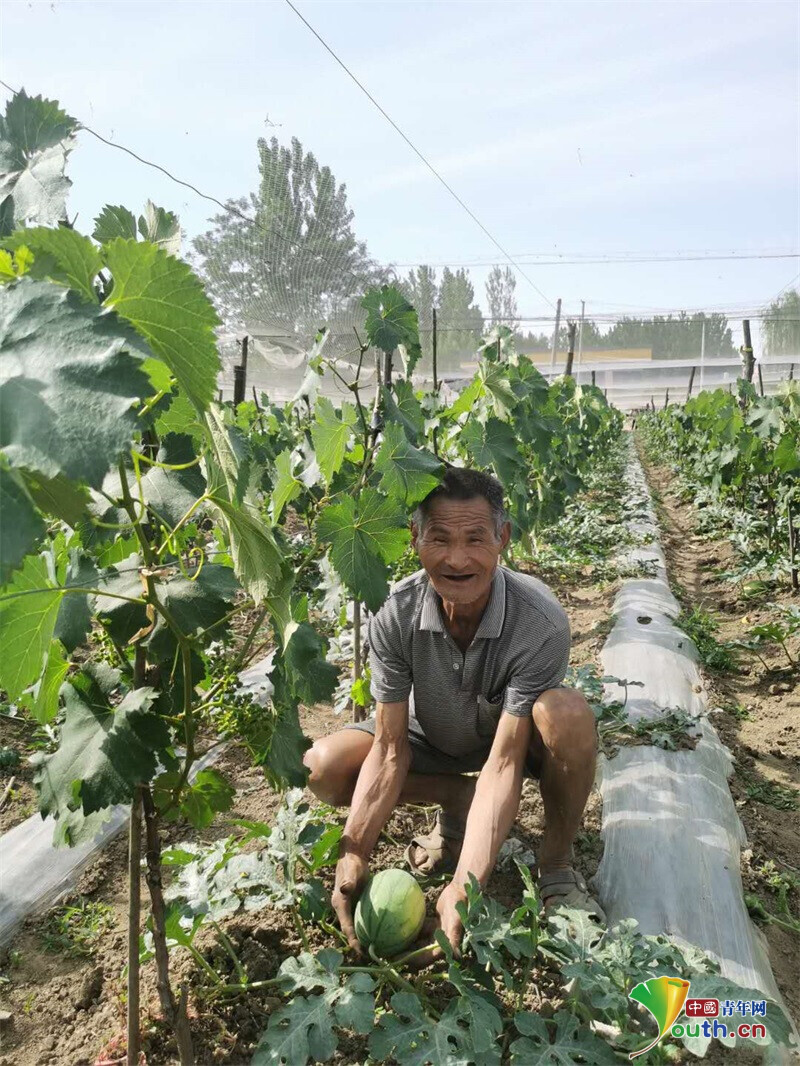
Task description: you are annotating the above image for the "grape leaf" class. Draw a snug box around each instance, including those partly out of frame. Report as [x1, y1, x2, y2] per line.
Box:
[447, 376, 483, 419]
[461, 416, 525, 487]
[0, 552, 63, 699]
[25, 638, 69, 724]
[137, 200, 181, 256]
[0, 90, 77, 229]
[54, 548, 98, 651]
[362, 285, 422, 371]
[263, 703, 310, 789]
[209, 494, 288, 609]
[5, 227, 101, 304]
[140, 432, 206, 528]
[510, 1011, 616, 1064]
[374, 423, 443, 506]
[177, 769, 236, 830]
[0, 464, 44, 585]
[22, 469, 90, 527]
[311, 397, 358, 485]
[317, 489, 409, 611]
[103, 238, 221, 412]
[0, 278, 151, 488]
[93, 205, 138, 244]
[271, 448, 303, 523]
[35, 682, 170, 817]
[383, 380, 425, 443]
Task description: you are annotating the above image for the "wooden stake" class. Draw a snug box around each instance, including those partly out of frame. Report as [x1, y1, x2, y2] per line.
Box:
[789, 505, 798, 591]
[127, 790, 142, 1066]
[741, 321, 755, 382]
[352, 601, 363, 722]
[757, 362, 764, 396]
[686, 365, 696, 402]
[550, 298, 562, 371]
[663, 388, 670, 409]
[432, 308, 438, 392]
[564, 322, 577, 377]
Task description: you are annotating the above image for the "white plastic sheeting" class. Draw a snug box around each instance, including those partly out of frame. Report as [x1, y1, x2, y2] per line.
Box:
[593, 446, 790, 1013]
[0, 655, 276, 947]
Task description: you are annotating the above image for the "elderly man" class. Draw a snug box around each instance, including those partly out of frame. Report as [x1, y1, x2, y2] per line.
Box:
[304, 466, 604, 955]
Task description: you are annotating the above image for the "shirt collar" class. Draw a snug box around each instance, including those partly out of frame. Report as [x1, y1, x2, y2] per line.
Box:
[418, 567, 506, 639]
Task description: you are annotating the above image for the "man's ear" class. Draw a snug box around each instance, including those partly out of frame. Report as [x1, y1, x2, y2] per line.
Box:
[410, 521, 419, 551]
[499, 520, 512, 553]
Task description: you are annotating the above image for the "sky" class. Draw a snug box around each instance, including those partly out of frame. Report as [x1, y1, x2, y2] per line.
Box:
[2, 0, 799, 344]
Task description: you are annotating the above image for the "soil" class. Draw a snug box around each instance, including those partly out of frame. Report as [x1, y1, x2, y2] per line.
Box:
[637, 439, 800, 1032]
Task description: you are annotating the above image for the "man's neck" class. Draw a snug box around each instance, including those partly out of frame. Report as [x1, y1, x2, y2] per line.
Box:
[438, 573, 496, 648]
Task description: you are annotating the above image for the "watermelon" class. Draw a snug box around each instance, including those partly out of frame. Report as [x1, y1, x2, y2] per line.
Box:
[354, 868, 426, 957]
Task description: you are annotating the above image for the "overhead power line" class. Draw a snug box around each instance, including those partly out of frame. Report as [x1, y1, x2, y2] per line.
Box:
[283, 0, 558, 313]
[392, 252, 799, 268]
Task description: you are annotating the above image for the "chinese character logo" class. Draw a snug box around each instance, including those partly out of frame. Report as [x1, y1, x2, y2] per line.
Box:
[629, 976, 691, 1059]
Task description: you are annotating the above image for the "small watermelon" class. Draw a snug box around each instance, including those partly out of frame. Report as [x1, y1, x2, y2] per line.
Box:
[354, 868, 426, 957]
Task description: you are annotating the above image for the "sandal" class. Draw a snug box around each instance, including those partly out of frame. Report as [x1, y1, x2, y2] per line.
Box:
[405, 809, 467, 876]
[538, 866, 607, 924]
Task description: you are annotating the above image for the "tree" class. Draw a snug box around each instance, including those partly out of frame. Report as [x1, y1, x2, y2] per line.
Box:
[192, 137, 381, 346]
[401, 265, 437, 370]
[437, 267, 484, 371]
[485, 266, 518, 329]
[763, 290, 800, 357]
[602, 312, 735, 359]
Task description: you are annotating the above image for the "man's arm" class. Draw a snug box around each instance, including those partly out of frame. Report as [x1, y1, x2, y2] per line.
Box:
[434, 710, 532, 953]
[332, 700, 411, 950]
[453, 710, 532, 888]
[342, 700, 411, 857]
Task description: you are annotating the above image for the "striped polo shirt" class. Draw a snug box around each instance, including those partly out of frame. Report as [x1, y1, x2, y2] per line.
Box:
[366, 565, 570, 758]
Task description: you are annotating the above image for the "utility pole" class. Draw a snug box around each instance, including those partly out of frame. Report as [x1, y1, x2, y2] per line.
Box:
[549, 297, 562, 375]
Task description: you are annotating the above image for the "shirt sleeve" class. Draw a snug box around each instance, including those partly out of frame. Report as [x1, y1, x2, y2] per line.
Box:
[366, 601, 412, 704]
[502, 620, 571, 717]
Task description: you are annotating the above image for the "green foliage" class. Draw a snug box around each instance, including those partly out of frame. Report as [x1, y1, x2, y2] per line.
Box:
[677, 606, 738, 673]
[0, 90, 78, 231]
[104, 238, 221, 411]
[640, 382, 800, 589]
[39, 898, 114, 957]
[362, 284, 422, 374]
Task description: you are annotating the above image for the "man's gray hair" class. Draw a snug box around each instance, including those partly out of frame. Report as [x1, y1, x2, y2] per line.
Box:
[413, 465, 508, 538]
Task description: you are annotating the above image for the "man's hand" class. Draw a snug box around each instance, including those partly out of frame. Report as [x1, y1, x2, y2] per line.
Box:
[332, 852, 369, 953]
[406, 880, 467, 969]
[435, 881, 467, 956]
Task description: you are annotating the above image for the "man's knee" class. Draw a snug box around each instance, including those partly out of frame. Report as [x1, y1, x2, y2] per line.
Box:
[532, 687, 597, 762]
[303, 734, 363, 806]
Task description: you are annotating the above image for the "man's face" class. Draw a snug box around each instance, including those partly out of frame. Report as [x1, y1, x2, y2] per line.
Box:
[412, 496, 510, 606]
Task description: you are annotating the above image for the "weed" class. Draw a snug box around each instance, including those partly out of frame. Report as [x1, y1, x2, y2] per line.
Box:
[737, 769, 799, 811]
[677, 606, 738, 672]
[719, 701, 751, 721]
[40, 898, 115, 957]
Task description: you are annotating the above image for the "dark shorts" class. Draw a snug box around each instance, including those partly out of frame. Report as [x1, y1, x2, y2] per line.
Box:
[346, 716, 542, 779]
